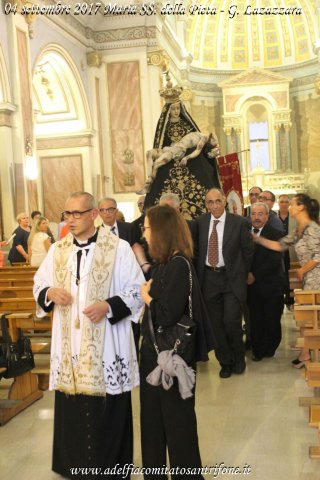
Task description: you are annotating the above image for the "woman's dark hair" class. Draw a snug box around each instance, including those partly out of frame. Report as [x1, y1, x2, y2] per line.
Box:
[146, 205, 193, 263]
[295, 193, 320, 223]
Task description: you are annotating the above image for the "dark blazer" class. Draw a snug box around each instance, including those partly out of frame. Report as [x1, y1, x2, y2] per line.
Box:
[131, 214, 144, 244]
[102, 222, 135, 246]
[193, 212, 254, 301]
[116, 221, 135, 246]
[249, 224, 286, 298]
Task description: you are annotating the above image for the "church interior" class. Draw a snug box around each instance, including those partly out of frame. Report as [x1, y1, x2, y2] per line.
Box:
[1, 1, 320, 479]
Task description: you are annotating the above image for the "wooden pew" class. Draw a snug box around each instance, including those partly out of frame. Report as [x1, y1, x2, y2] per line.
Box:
[0, 312, 52, 425]
[0, 286, 33, 298]
[0, 297, 37, 312]
[0, 271, 36, 280]
[0, 266, 37, 272]
[0, 279, 34, 287]
[0, 268, 52, 424]
[293, 289, 320, 458]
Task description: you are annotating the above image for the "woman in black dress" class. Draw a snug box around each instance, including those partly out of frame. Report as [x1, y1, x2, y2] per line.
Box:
[140, 205, 214, 479]
[8, 212, 30, 264]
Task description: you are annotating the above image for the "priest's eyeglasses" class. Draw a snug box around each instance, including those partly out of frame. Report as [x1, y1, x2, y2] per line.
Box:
[62, 209, 93, 219]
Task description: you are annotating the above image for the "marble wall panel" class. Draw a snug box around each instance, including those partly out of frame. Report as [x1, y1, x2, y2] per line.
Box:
[292, 96, 320, 173]
[16, 29, 33, 141]
[41, 155, 83, 222]
[37, 136, 92, 150]
[107, 62, 145, 193]
[95, 77, 106, 196]
[14, 163, 25, 215]
[17, 29, 39, 213]
[27, 180, 38, 214]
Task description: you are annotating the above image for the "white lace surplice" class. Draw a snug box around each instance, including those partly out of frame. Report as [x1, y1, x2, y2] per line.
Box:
[33, 238, 144, 394]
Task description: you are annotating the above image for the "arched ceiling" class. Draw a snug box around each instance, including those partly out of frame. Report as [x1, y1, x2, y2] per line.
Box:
[32, 47, 91, 135]
[186, 0, 318, 70]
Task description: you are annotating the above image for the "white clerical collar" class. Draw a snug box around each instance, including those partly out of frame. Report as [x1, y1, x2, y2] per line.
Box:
[74, 229, 97, 246]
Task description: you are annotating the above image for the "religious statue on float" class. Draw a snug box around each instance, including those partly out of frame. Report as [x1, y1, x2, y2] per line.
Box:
[142, 76, 221, 219]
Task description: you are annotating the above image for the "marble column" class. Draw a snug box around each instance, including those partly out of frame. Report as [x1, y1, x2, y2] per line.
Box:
[0, 107, 16, 236]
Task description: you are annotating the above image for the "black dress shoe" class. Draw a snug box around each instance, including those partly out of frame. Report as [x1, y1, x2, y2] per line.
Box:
[233, 361, 246, 374]
[219, 365, 232, 378]
[252, 355, 263, 362]
[265, 351, 275, 358]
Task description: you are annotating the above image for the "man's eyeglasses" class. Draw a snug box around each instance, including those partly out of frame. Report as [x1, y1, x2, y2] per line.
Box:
[138, 202, 144, 207]
[249, 192, 260, 197]
[62, 209, 93, 219]
[141, 226, 151, 233]
[99, 208, 117, 214]
[259, 196, 272, 202]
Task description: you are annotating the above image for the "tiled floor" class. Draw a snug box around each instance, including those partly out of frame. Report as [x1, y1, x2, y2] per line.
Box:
[1, 310, 319, 479]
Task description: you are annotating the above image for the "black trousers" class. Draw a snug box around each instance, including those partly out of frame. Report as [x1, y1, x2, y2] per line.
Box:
[53, 390, 133, 480]
[248, 286, 284, 358]
[140, 349, 204, 480]
[202, 269, 244, 366]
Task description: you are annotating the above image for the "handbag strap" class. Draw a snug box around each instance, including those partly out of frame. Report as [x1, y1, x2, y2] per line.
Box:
[173, 255, 193, 319]
[1, 314, 13, 344]
[147, 309, 160, 354]
[147, 255, 193, 354]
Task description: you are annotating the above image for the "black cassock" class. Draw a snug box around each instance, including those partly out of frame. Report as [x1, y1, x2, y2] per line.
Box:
[145, 100, 221, 220]
[37, 233, 134, 480]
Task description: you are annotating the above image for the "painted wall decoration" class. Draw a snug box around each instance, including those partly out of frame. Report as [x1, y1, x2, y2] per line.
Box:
[107, 61, 145, 193]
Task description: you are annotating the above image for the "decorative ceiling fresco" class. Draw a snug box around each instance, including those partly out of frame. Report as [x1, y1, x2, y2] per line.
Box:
[186, 0, 317, 69]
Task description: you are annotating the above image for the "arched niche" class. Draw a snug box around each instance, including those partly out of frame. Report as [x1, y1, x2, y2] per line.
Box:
[218, 68, 292, 175]
[240, 98, 276, 175]
[32, 44, 92, 136]
[32, 45, 92, 222]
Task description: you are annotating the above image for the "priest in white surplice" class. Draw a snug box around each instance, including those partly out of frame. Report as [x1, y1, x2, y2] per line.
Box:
[33, 192, 144, 480]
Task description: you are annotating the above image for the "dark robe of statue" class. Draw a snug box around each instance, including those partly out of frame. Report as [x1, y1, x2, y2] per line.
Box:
[145, 100, 221, 220]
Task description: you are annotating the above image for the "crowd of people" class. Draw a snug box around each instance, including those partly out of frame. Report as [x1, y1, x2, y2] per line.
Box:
[1, 185, 320, 478]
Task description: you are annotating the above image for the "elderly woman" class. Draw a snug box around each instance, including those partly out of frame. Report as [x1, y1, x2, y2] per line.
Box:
[254, 193, 320, 367]
[28, 216, 52, 267]
[8, 212, 30, 264]
[140, 205, 214, 479]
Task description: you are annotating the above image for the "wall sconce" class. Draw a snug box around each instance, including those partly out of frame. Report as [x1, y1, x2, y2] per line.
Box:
[25, 137, 38, 180]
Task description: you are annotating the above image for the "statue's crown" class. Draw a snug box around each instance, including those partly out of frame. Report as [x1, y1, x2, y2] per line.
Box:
[159, 71, 183, 104]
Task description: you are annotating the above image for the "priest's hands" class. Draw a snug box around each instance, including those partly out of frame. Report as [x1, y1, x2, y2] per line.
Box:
[47, 287, 73, 306]
[83, 301, 109, 323]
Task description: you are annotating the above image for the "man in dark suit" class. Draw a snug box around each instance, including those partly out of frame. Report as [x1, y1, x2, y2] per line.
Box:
[99, 196, 141, 353]
[98, 197, 135, 246]
[258, 190, 284, 232]
[244, 186, 262, 217]
[194, 188, 254, 378]
[248, 202, 285, 361]
[131, 195, 145, 247]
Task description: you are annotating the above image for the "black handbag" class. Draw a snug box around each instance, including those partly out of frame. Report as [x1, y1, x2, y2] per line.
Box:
[148, 256, 196, 364]
[0, 315, 35, 379]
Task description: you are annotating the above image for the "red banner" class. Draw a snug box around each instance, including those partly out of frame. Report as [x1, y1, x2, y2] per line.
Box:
[217, 153, 243, 216]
